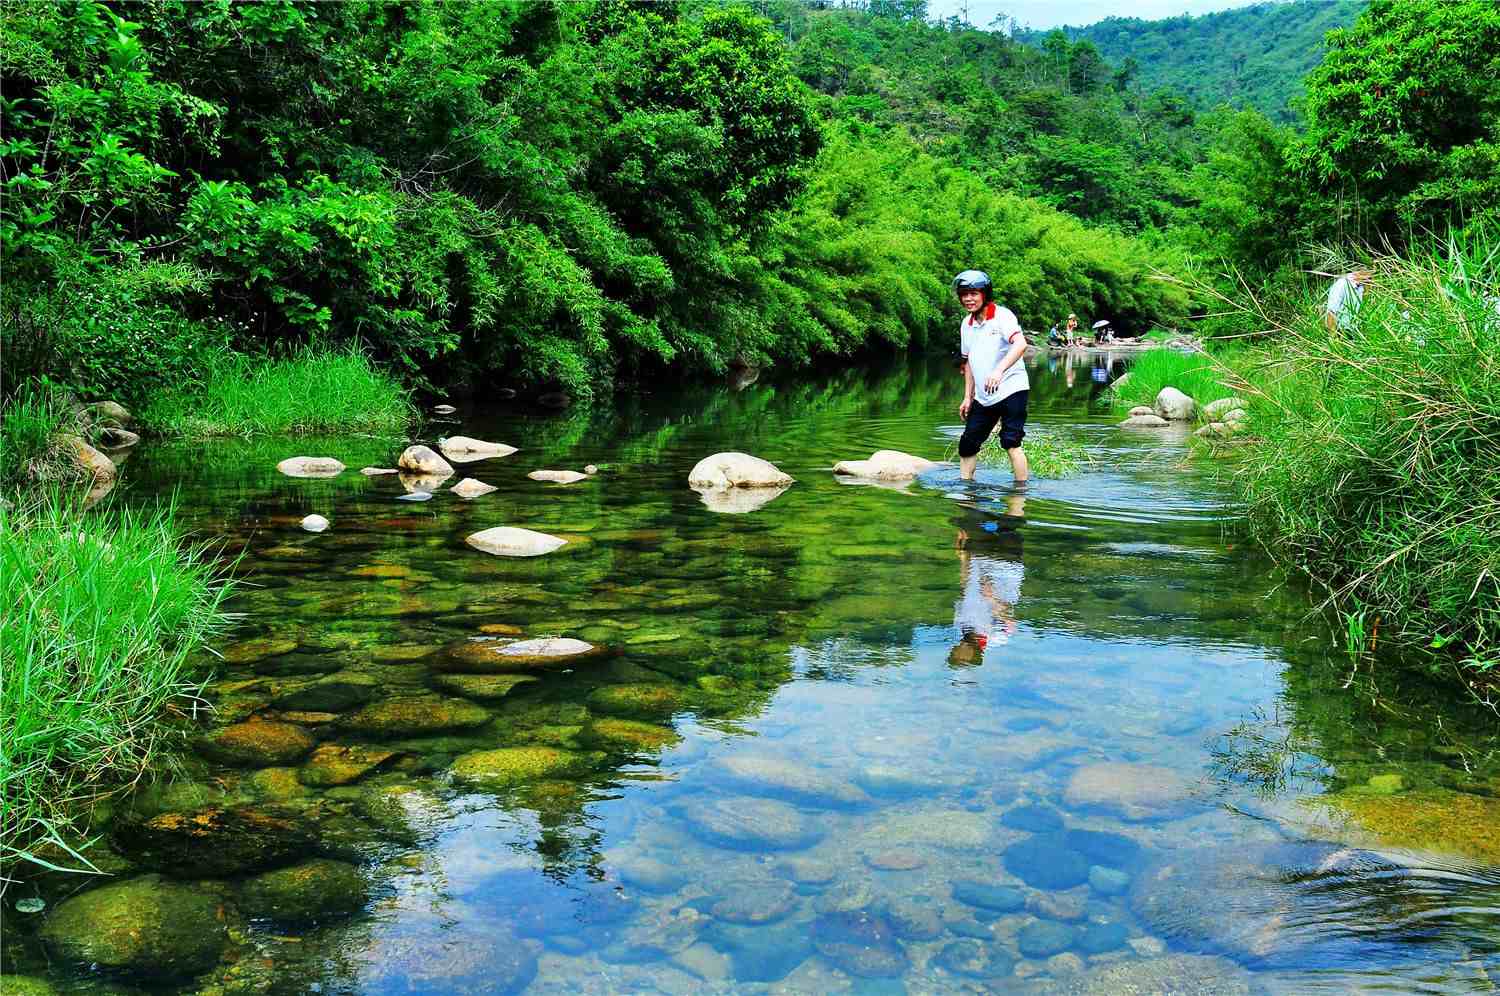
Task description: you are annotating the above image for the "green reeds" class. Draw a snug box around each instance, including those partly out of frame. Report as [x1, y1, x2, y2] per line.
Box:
[142, 347, 413, 437]
[945, 427, 1094, 478]
[0, 489, 230, 869]
[1, 386, 73, 486]
[1110, 346, 1244, 418]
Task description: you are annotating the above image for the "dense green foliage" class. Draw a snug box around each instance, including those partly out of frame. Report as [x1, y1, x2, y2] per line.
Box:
[142, 348, 413, 437]
[1023, 2, 1364, 124]
[1108, 346, 1239, 417]
[0, 386, 73, 486]
[0, 491, 229, 865]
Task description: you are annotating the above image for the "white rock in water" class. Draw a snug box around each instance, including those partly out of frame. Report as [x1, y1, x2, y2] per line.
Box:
[396, 491, 432, 502]
[1201, 397, 1248, 421]
[832, 450, 935, 481]
[698, 485, 790, 514]
[528, 469, 588, 484]
[1118, 414, 1171, 428]
[432, 404, 457, 415]
[301, 514, 330, 533]
[451, 477, 498, 499]
[439, 436, 517, 462]
[400, 471, 452, 493]
[584, 465, 599, 475]
[397, 445, 453, 476]
[688, 452, 794, 489]
[1154, 387, 1196, 421]
[277, 456, 346, 478]
[1128, 405, 1155, 418]
[466, 526, 568, 557]
[360, 466, 400, 476]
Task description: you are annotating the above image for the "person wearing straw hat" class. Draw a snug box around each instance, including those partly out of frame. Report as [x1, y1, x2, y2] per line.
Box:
[953, 269, 1029, 485]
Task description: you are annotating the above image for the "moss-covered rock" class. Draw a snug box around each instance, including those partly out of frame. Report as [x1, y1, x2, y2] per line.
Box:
[449, 747, 599, 791]
[246, 766, 311, 801]
[272, 671, 381, 712]
[431, 673, 539, 701]
[219, 637, 297, 664]
[339, 695, 490, 738]
[298, 745, 399, 787]
[196, 720, 317, 767]
[438, 636, 605, 674]
[113, 805, 317, 877]
[239, 858, 367, 921]
[580, 718, 681, 751]
[1317, 789, 1500, 863]
[585, 682, 686, 719]
[38, 874, 227, 979]
[355, 784, 450, 845]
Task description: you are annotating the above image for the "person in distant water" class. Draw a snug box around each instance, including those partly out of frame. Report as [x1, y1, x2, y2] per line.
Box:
[947, 494, 1025, 668]
[954, 270, 1029, 484]
[1324, 269, 1373, 332]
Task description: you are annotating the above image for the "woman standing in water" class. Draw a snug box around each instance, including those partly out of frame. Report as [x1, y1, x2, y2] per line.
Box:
[954, 270, 1030, 485]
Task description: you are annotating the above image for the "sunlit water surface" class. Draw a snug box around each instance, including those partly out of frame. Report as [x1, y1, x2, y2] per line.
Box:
[8, 351, 1499, 994]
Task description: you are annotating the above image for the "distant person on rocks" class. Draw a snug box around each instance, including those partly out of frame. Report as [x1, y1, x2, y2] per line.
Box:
[1324, 269, 1373, 332]
[954, 270, 1029, 485]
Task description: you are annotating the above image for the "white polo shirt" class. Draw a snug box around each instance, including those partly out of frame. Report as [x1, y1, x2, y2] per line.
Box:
[1325, 274, 1364, 329]
[961, 302, 1029, 406]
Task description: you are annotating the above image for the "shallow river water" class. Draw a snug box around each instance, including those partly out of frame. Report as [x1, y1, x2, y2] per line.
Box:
[7, 352, 1500, 994]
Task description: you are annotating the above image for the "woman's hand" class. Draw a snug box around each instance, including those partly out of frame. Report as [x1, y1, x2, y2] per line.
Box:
[984, 373, 1002, 394]
[959, 397, 971, 418]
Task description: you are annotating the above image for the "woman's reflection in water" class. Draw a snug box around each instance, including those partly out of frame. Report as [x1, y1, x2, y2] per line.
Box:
[948, 491, 1025, 668]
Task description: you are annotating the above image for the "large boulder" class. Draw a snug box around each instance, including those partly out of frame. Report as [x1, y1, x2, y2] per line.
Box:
[238, 858, 367, 921]
[1154, 387, 1196, 421]
[688, 452, 794, 490]
[112, 805, 317, 877]
[1201, 397, 1248, 421]
[438, 436, 516, 462]
[832, 450, 936, 481]
[55, 433, 115, 490]
[39, 874, 227, 979]
[527, 469, 588, 484]
[465, 526, 567, 557]
[96, 426, 140, 449]
[397, 445, 453, 476]
[440, 636, 603, 674]
[276, 456, 345, 478]
[1064, 762, 1197, 821]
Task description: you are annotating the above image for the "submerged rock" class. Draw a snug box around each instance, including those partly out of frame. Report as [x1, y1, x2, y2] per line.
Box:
[1314, 788, 1500, 863]
[1001, 803, 1065, 833]
[113, 805, 316, 877]
[239, 858, 367, 921]
[449, 746, 597, 791]
[580, 717, 680, 751]
[441, 636, 602, 673]
[709, 878, 799, 924]
[465, 526, 567, 557]
[438, 436, 516, 462]
[936, 938, 1015, 979]
[432, 672, 539, 701]
[1018, 919, 1078, 958]
[220, 636, 297, 664]
[354, 924, 537, 995]
[676, 796, 822, 851]
[1023, 954, 1253, 995]
[812, 910, 908, 978]
[614, 854, 691, 894]
[527, 469, 588, 484]
[1004, 835, 1090, 889]
[39, 874, 227, 979]
[1154, 386, 1196, 421]
[196, 720, 316, 767]
[832, 450, 936, 481]
[339, 695, 490, 738]
[951, 880, 1024, 913]
[272, 671, 380, 712]
[298, 744, 398, 787]
[706, 919, 813, 983]
[276, 456, 345, 478]
[586, 682, 685, 719]
[450, 477, 498, 499]
[687, 452, 794, 489]
[1118, 413, 1170, 428]
[1064, 762, 1196, 821]
[712, 755, 870, 808]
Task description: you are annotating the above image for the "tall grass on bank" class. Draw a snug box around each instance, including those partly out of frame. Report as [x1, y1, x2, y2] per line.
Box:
[1, 386, 73, 486]
[0, 490, 230, 869]
[142, 348, 413, 437]
[1230, 235, 1500, 684]
[1109, 346, 1244, 416]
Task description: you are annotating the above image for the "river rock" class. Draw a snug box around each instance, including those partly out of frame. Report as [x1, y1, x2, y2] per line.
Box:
[712, 755, 870, 808]
[97, 425, 140, 449]
[55, 433, 115, 494]
[273, 671, 380, 712]
[1002, 803, 1065, 833]
[359, 466, 400, 476]
[432, 673, 539, 701]
[1004, 835, 1090, 889]
[113, 805, 316, 876]
[615, 855, 691, 894]
[441, 636, 602, 673]
[353, 924, 537, 995]
[449, 746, 596, 791]
[528, 469, 588, 484]
[1127, 405, 1155, 417]
[299, 514, 329, 532]
[1223, 407, 1247, 424]
[601, 906, 707, 963]
[688, 452, 794, 489]
[85, 400, 135, 428]
[438, 436, 516, 462]
[586, 682, 685, 719]
[1064, 762, 1195, 821]
[580, 717, 680, 751]
[39, 874, 226, 979]
[584, 464, 599, 475]
[1023, 954, 1253, 995]
[1077, 921, 1129, 953]
[276, 456, 345, 478]
[709, 878, 799, 924]
[706, 920, 812, 983]
[395, 489, 433, 501]
[812, 910, 908, 978]
[1088, 866, 1131, 896]
[339, 695, 490, 738]
[832, 450, 936, 481]
[866, 849, 926, 871]
[951, 880, 1025, 912]
[196, 720, 316, 767]
[1201, 397, 1248, 421]
[432, 404, 457, 415]
[355, 783, 449, 845]
[298, 744, 398, 786]
[221, 636, 297, 663]
[675, 796, 822, 851]
[450, 477, 497, 499]
[1062, 829, 1145, 869]
[1154, 387, 1195, 420]
[936, 938, 1015, 979]
[696, 484, 791, 514]
[1019, 920, 1078, 958]
[465, 526, 567, 557]
[239, 858, 367, 921]
[884, 895, 944, 940]
[1118, 413, 1170, 428]
[397, 444, 453, 475]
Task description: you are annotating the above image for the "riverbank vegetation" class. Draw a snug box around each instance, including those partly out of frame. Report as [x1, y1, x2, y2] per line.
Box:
[0, 491, 229, 866]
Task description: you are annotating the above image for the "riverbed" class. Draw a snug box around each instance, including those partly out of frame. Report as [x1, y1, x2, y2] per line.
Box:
[6, 352, 1498, 994]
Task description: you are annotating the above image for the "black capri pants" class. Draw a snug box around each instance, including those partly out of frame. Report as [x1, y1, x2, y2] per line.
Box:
[959, 390, 1028, 457]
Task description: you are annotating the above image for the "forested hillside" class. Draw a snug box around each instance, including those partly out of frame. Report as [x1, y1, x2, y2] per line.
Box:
[1020, 1, 1364, 123]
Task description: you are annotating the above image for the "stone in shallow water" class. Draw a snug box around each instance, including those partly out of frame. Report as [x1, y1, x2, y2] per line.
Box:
[239, 858, 367, 921]
[935, 938, 1015, 979]
[441, 636, 602, 673]
[277, 456, 345, 478]
[586, 682, 686, 719]
[450, 477, 497, 499]
[300, 514, 329, 533]
[1004, 835, 1090, 890]
[1018, 920, 1079, 958]
[1024, 954, 1253, 995]
[431, 672, 539, 701]
[869, 808, 993, 848]
[113, 805, 316, 877]
[580, 717, 680, 751]
[776, 857, 837, 885]
[1088, 865, 1131, 896]
[1063, 828, 1145, 869]
[1002, 803, 1066, 833]
[196, 719, 316, 767]
[832, 449, 936, 481]
[709, 878, 799, 924]
[273, 671, 380, 712]
[706, 920, 813, 984]
[713, 755, 871, 808]
[450, 747, 597, 791]
[1076, 921, 1130, 954]
[951, 880, 1025, 912]
[340, 695, 489, 738]
[438, 436, 516, 462]
[811, 910, 908, 978]
[675, 796, 823, 851]
[220, 636, 297, 664]
[1064, 762, 1196, 822]
[884, 896, 944, 940]
[398, 444, 454, 475]
[354, 924, 537, 996]
[615, 855, 691, 894]
[865, 849, 926, 871]
[601, 907, 708, 963]
[297, 744, 398, 787]
[528, 469, 588, 484]
[465, 526, 566, 557]
[39, 874, 227, 979]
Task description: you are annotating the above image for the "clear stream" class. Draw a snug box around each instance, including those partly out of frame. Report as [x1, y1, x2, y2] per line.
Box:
[6, 352, 1499, 994]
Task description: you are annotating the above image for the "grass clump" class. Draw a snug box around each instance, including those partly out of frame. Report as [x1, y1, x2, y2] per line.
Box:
[142, 348, 413, 437]
[1110, 346, 1243, 417]
[0, 490, 230, 868]
[1230, 233, 1500, 686]
[1, 385, 75, 487]
[945, 428, 1094, 478]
